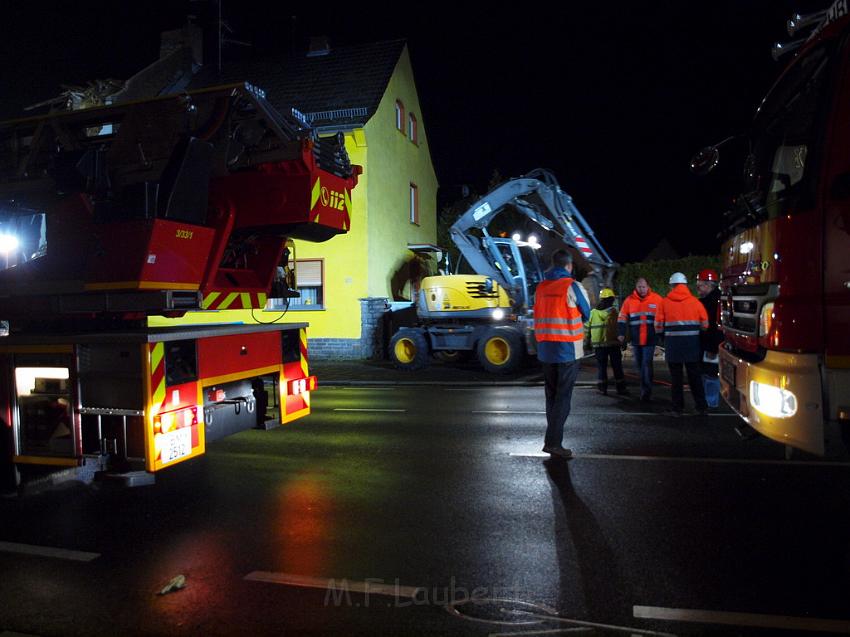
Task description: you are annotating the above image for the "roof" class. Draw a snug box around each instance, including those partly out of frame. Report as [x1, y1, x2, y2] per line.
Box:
[189, 39, 407, 129]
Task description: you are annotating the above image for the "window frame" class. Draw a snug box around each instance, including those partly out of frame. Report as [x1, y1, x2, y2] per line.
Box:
[395, 100, 405, 132]
[407, 112, 418, 144]
[409, 183, 419, 225]
[289, 258, 325, 311]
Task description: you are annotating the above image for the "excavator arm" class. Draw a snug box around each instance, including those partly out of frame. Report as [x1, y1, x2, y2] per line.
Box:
[449, 168, 616, 300]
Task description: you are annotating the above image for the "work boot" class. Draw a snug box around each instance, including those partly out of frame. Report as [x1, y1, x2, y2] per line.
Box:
[542, 446, 573, 460]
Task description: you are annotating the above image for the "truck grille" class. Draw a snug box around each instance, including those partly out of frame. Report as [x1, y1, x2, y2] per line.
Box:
[720, 284, 777, 336]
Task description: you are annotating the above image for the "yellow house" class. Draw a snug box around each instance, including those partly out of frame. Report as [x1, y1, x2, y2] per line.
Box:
[181, 39, 438, 359]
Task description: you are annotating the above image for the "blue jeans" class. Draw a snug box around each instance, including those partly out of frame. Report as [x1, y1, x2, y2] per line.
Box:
[541, 360, 581, 448]
[632, 345, 655, 400]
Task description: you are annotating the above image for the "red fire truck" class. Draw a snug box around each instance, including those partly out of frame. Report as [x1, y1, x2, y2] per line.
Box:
[695, 2, 850, 455]
[0, 83, 359, 489]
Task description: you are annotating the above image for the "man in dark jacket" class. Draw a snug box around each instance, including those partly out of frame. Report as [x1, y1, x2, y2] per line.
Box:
[696, 269, 722, 376]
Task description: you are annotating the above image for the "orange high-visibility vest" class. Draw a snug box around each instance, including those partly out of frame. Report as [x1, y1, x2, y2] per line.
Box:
[533, 278, 584, 342]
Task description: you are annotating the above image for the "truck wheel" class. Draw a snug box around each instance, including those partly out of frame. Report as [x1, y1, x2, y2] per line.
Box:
[390, 329, 430, 371]
[477, 327, 523, 374]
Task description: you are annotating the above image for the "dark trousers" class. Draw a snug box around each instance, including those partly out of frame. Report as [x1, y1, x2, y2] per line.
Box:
[632, 345, 655, 400]
[541, 360, 581, 448]
[668, 360, 708, 413]
[594, 346, 624, 389]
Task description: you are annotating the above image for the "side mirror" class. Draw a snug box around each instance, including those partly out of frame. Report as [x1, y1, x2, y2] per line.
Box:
[690, 146, 720, 176]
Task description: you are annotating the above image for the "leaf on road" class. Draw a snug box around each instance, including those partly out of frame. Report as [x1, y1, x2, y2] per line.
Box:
[158, 574, 186, 595]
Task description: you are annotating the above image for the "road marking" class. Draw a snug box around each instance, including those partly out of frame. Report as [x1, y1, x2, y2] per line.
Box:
[509, 452, 850, 466]
[634, 605, 850, 633]
[0, 541, 99, 562]
[244, 571, 420, 598]
[332, 408, 407, 413]
[474, 410, 737, 417]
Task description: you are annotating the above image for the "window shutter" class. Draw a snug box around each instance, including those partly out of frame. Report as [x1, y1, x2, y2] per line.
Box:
[296, 260, 323, 286]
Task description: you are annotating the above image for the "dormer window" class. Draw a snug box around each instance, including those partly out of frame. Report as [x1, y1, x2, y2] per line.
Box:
[407, 113, 418, 144]
[395, 100, 405, 131]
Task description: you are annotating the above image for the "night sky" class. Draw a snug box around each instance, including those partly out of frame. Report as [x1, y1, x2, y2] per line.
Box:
[0, 1, 831, 262]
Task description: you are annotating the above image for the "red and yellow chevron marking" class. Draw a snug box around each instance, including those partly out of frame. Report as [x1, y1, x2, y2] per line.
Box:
[310, 177, 322, 224]
[149, 342, 167, 416]
[282, 327, 311, 424]
[202, 291, 268, 310]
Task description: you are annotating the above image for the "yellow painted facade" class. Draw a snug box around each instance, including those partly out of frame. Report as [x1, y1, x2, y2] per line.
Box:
[285, 45, 438, 340]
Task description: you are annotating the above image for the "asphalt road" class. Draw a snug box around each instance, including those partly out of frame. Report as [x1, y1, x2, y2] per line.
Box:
[1, 382, 850, 636]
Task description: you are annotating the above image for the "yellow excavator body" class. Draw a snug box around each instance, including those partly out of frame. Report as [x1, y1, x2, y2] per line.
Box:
[418, 274, 512, 314]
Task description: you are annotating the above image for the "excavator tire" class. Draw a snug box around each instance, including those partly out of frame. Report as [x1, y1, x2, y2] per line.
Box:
[390, 328, 430, 371]
[477, 327, 523, 374]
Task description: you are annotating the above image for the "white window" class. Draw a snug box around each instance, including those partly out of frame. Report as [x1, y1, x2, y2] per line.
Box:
[407, 113, 418, 143]
[409, 183, 419, 225]
[291, 259, 324, 309]
[395, 100, 405, 131]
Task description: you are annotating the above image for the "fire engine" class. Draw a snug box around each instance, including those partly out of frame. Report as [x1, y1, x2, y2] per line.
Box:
[0, 83, 359, 489]
[693, 1, 850, 455]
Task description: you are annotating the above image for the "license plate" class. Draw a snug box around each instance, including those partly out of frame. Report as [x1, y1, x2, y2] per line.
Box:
[720, 359, 736, 386]
[161, 427, 192, 463]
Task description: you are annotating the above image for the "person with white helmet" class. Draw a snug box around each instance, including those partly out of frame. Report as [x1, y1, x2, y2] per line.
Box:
[654, 272, 710, 417]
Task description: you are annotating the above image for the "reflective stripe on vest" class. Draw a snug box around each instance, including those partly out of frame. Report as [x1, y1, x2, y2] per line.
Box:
[534, 278, 583, 343]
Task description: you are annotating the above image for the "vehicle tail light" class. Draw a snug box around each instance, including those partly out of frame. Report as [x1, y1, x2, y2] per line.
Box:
[287, 376, 317, 395]
[154, 406, 198, 433]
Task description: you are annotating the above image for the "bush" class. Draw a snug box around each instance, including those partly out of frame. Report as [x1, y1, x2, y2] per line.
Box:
[614, 255, 721, 300]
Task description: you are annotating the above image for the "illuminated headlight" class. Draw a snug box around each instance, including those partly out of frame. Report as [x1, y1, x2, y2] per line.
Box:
[749, 380, 797, 418]
[0, 233, 19, 254]
[492, 308, 505, 320]
[758, 302, 774, 337]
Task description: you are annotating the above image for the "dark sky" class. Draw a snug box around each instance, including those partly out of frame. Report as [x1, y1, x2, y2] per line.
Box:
[0, 1, 829, 262]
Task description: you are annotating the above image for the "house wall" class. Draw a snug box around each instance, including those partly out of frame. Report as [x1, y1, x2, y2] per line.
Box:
[365, 46, 438, 302]
[287, 129, 369, 342]
[296, 45, 439, 359]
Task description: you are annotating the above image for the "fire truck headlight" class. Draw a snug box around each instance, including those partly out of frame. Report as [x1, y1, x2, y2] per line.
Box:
[492, 308, 505, 320]
[749, 380, 797, 418]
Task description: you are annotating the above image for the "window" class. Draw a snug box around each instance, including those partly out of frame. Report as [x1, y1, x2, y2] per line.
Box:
[407, 113, 418, 143]
[409, 183, 419, 225]
[395, 100, 405, 131]
[291, 259, 324, 309]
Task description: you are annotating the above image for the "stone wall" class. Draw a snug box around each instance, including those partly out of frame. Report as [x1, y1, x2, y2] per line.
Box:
[307, 297, 390, 360]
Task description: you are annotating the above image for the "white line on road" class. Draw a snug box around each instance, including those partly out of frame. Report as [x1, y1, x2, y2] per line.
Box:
[245, 571, 421, 598]
[0, 540, 99, 562]
[509, 452, 850, 466]
[634, 604, 850, 633]
[333, 408, 407, 413]
[473, 410, 737, 417]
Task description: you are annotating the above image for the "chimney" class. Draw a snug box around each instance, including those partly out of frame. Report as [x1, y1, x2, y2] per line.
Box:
[307, 35, 331, 57]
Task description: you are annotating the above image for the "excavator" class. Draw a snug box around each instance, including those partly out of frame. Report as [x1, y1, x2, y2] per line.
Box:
[389, 169, 616, 373]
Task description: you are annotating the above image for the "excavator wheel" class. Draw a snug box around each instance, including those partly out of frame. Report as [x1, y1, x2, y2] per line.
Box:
[477, 327, 523, 374]
[390, 328, 430, 371]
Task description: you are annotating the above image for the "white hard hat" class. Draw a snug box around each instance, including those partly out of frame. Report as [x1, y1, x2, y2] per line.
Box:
[669, 272, 688, 285]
